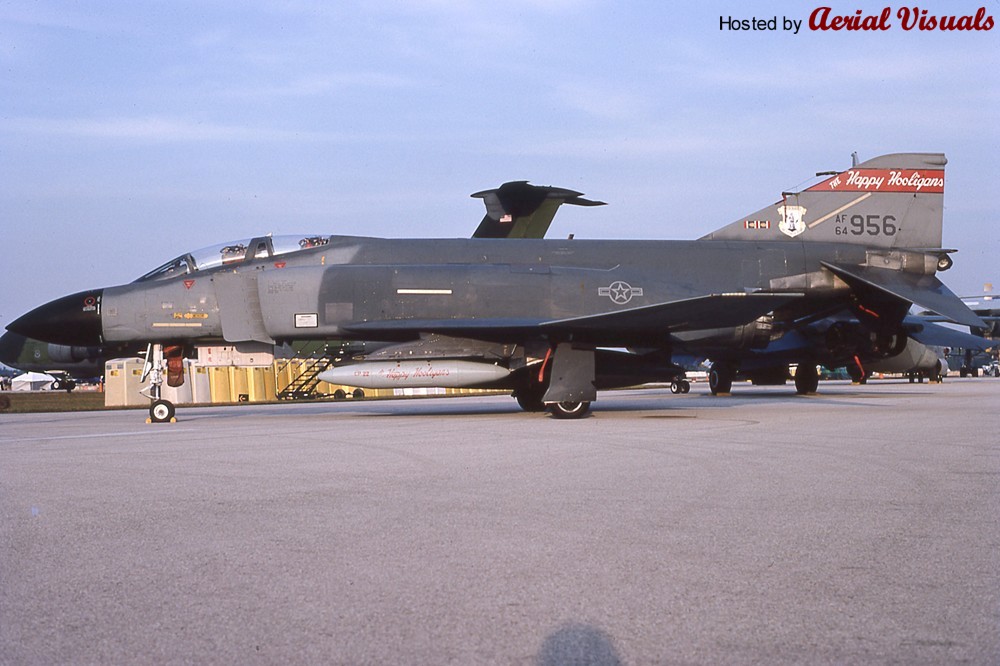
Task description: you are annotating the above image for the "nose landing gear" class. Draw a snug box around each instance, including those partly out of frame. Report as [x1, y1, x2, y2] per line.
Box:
[141, 343, 177, 423]
[149, 399, 176, 423]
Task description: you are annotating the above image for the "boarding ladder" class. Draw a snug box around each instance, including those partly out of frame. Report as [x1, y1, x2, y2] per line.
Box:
[277, 342, 334, 400]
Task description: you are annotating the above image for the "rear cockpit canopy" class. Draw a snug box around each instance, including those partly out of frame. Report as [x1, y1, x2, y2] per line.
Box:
[134, 235, 330, 282]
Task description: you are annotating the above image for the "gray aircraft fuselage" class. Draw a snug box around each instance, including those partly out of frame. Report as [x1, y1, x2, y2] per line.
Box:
[97, 237, 880, 350]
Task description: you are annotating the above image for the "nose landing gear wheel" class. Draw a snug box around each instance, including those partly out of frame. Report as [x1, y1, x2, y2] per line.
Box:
[149, 399, 175, 423]
[548, 401, 591, 419]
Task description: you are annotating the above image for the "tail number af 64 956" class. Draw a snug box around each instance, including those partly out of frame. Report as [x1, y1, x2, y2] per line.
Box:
[835, 214, 897, 236]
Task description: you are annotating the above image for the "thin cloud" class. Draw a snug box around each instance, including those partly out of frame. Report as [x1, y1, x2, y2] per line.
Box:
[222, 72, 423, 100]
[669, 45, 989, 91]
[488, 129, 749, 159]
[2, 116, 381, 143]
[554, 84, 653, 121]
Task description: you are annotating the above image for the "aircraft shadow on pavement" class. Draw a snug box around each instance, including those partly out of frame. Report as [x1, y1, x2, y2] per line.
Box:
[536, 622, 623, 666]
[152, 384, 940, 422]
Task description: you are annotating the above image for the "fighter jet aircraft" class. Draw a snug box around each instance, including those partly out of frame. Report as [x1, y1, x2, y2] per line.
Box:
[0, 331, 110, 388]
[683, 313, 993, 388]
[8, 153, 984, 420]
[861, 317, 992, 381]
[470, 181, 604, 238]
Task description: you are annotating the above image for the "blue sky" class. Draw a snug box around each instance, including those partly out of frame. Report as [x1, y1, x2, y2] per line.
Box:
[1, 1, 998, 333]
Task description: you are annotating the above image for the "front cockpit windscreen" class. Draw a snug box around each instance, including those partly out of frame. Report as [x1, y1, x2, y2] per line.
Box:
[134, 235, 330, 282]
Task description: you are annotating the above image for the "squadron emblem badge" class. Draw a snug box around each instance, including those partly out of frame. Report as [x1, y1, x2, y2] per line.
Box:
[777, 204, 807, 238]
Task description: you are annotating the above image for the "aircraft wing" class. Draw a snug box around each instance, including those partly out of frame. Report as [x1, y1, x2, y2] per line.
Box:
[821, 262, 986, 329]
[341, 293, 803, 343]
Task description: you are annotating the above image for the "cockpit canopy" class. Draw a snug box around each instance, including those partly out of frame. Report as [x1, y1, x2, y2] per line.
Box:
[135, 235, 330, 282]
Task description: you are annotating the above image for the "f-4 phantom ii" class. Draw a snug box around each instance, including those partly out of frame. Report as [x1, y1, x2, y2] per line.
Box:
[8, 152, 985, 420]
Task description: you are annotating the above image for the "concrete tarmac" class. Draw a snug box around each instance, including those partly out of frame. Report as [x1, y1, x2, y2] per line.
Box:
[2, 379, 999, 664]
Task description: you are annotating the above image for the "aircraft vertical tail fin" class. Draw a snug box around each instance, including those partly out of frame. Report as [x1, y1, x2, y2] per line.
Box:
[471, 181, 605, 239]
[701, 153, 947, 250]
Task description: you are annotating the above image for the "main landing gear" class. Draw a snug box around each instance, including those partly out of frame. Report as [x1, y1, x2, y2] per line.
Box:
[513, 380, 592, 418]
[708, 363, 734, 396]
[708, 361, 821, 395]
[149, 399, 176, 423]
[513, 345, 595, 419]
[794, 364, 819, 395]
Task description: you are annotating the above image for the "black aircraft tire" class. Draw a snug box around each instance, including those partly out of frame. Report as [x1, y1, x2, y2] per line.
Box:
[515, 393, 547, 412]
[150, 399, 175, 423]
[680, 380, 691, 394]
[352, 388, 365, 399]
[709, 365, 733, 395]
[670, 381, 681, 394]
[794, 364, 819, 395]
[548, 401, 591, 419]
[333, 389, 347, 400]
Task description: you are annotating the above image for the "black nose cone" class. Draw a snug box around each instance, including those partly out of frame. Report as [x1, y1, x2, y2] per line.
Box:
[8, 289, 104, 346]
[0, 331, 28, 367]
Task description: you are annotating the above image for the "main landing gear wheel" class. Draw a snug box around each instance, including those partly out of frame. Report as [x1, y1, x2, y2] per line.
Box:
[708, 364, 733, 396]
[514, 377, 548, 412]
[794, 364, 820, 395]
[670, 380, 691, 394]
[548, 401, 591, 419]
[929, 361, 944, 383]
[149, 399, 175, 423]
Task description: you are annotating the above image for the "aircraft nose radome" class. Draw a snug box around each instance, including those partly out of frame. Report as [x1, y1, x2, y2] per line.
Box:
[0, 331, 27, 366]
[7, 289, 104, 346]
